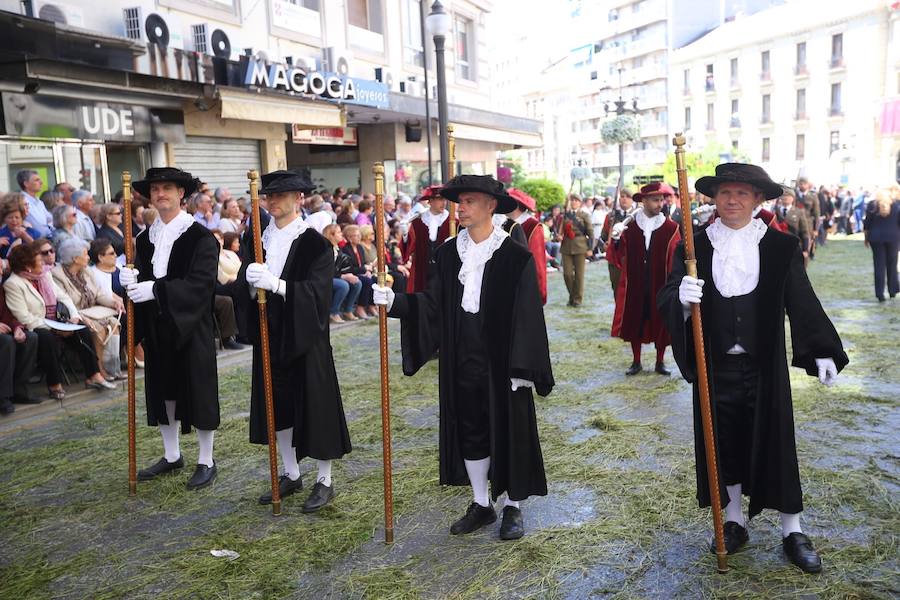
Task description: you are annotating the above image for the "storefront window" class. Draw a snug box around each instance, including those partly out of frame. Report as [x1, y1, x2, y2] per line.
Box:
[0, 141, 56, 195]
[60, 143, 107, 203]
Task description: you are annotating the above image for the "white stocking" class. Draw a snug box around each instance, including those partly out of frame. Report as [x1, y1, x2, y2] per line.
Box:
[725, 484, 745, 526]
[316, 460, 332, 487]
[780, 512, 802, 537]
[464, 457, 491, 507]
[275, 428, 300, 480]
[196, 429, 215, 467]
[159, 400, 180, 463]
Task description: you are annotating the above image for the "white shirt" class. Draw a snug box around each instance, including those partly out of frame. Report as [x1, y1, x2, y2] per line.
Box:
[421, 209, 449, 242]
[218, 217, 242, 234]
[456, 225, 509, 314]
[89, 265, 113, 297]
[634, 210, 665, 250]
[73, 209, 96, 242]
[24, 192, 53, 238]
[149, 211, 195, 279]
[305, 211, 332, 234]
[262, 215, 308, 278]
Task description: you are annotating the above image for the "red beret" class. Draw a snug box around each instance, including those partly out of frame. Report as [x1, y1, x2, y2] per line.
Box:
[637, 181, 676, 198]
[507, 188, 536, 212]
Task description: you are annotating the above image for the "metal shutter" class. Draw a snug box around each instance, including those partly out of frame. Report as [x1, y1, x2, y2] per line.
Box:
[173, 136, 261, 194]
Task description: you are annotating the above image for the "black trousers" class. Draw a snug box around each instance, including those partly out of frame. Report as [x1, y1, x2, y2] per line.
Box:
[455, 375, 490, 461]
[213, 295, 238, 340]
[35, 328, 99, 385]
[712, 354, 758, 487]
[0, 331, 38, 401]
[871, 240, 899, 300]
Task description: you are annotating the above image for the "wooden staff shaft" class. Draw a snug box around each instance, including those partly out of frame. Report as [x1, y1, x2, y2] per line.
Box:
[673, 134, 728, 573]
[122, 172, 137, 497]
[373, 163, 395, 544]
[248, 170, 282, 516]
[447, 125, 457, 237]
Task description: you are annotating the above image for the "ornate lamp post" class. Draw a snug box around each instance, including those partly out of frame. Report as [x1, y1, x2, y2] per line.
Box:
[604, 66, 641, 191]
[426, 1, 452, 183]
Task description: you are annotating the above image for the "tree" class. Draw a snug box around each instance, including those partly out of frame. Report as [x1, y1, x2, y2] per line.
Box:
[629, 142, 750, 187]
[520, 178, 566, 212]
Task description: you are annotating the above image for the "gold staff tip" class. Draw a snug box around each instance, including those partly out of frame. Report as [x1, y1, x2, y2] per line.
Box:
[248, 170, 259, 180]
[447, 124, 454, 134]
[122, 171, 131, 183]
[672, 133, 686, 147]
[373, 163, 385, 176]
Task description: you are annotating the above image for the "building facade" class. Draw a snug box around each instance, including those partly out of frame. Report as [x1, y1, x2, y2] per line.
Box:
[669, 0, 896, 187]
[0, 0, 540, 201]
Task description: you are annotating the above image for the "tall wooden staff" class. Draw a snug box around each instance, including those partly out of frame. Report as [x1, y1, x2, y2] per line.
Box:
[673, 134, 728, 573]
[122, 172, 137, 497]
[373, 163, 395, 543]
[248, 170, 282, 516]
[447, 124, 457, 236]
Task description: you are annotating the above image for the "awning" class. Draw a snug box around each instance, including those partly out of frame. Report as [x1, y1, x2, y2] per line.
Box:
[217, 89, 343, 127]
[451, 123, 543, 148]
[880, 99, 900, 135]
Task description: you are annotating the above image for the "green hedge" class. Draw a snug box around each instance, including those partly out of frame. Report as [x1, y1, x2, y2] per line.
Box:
[520, 178, 566, 213]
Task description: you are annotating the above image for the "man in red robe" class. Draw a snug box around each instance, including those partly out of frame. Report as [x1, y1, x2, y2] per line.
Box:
[401, 185, 453, 293]
[505, 188, 548, 304]
[611, 182, 681, 376]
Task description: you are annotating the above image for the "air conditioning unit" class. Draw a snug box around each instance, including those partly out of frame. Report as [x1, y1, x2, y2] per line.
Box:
[123, 9, 192, 79]
[400, 78, 422, 96]
[290, 54, 320, 72]
[374, 67, 395, 90]
[323, 47, 352, 76]
[190, 23, 235, 59]
[243, 47, 273, 63]
[34, 1, 84, 28]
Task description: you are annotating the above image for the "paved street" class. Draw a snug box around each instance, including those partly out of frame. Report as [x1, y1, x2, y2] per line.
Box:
[0, 235, 896, 599]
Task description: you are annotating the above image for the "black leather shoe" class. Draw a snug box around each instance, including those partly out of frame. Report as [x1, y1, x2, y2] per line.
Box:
[655, 362, 671, 376]
[137, 456, 184, 481]
[625, 362, 643, 376]
[223, 337, 247, 351]
[499, 506, 525, 540]
[450, 502, 497, 535]
[301, 481, 335, 513]
[0, 398, 14, 415]
[186, 463, 217, 490]
[783, 532, 822, 573]
[710, 521, 749, 555]
[258, 474, 303, 505]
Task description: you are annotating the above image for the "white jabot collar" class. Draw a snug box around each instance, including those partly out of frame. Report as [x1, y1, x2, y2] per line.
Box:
[456, 225, 509, 314]
[635, 210, 665, 250]
[514, 211, 531, 225]
[421, 209, 449, 242]
[706, 217, 768, 298]
[149, 211, 194, 279]
[262, 215, 308, 278]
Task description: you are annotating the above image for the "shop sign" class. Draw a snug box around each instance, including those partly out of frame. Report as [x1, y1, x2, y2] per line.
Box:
[243, 59, 390, 109]
[292, 125, 358, 146]
[0, 93, 185, 143]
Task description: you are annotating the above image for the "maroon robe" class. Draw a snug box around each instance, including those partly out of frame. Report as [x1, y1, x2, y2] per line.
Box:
[520, 217, 548, 305]
[401, 214, 453, 293]
[612, 218, 680, 345]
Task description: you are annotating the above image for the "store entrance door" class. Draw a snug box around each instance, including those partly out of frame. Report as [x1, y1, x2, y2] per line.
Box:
[0, 141, 57, 196]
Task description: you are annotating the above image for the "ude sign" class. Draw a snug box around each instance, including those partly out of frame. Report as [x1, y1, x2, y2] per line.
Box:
[82, 106, 135, 137]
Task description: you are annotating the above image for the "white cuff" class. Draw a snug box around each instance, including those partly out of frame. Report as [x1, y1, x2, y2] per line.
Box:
[510, 378, 535, 392]
[275, 280, 287, 297]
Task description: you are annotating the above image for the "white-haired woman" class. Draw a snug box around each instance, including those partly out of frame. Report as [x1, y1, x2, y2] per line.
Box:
[50, 204, 78, 252]
[864, 188, 900, 302]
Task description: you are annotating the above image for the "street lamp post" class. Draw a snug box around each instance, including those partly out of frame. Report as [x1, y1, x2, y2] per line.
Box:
[605, 66, 640, 192]
[426, 1, 452, 184]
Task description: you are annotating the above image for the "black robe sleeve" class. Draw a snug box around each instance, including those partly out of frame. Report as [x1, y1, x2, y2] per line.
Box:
[389, 253, 443, 376]
[508, 222, 528, 247]
[657, 242, 696, 382]
[783, 244, 849, 376]
[508, 255, 554, 397]
[281, 245, 333, 363]
[151, 233, 218, 349]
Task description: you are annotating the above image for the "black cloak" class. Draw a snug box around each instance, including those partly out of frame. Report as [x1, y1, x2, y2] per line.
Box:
[237, 228, 351, 461]
[389, 236, 553, 501]
[134, 222, 220, 433]
[657, 228, 848, 518]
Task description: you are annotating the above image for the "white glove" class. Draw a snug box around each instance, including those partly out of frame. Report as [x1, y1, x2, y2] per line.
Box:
[119, 267, 139, 287]
[371, 284, 395, 311]
[126, 281, 155, 304]
[246, 263, 281, 293]
[611, 222, 626, 240]
[679, 276, 705, 307]
[815, 358, 838, 386]
[510, 378, 535, 392]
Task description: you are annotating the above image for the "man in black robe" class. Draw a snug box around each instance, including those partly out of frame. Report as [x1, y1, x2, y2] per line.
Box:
[238, 170, 351, 511]
[373, 174, 553, 541]
[658, 163, 848, 573]
[121, 168, 220, 490]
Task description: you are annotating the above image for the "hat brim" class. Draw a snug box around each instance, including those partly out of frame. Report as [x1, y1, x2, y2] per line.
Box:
[132, 176, 198, 199]
[695, 176, 783, 200]
[439, 186, 518, 214]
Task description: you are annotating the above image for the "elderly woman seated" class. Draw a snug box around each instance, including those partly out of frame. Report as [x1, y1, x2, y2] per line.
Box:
[52, 238, 125, 382]
[50, 204, 78, 252]
[95, 203, 126, 257]
[1, 193, 41, 260]
[3, 243, 115, 401]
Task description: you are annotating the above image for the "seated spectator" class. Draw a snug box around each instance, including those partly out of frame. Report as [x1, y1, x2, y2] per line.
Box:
[96, 203, 126, 257]
[71, 190, 97, 241]
[323, 224, 361, 324]
[52, 239, 125, 381]
[305, 194, 332, 233]
[218, 198, 243, 235]
[0, 283, 39, 413]
[355, 199, 374, 226]
[1, 194, 41, 259]
[340, 224, 376, 319]
[193, 192, 221, 230]
[141, 207, 159, 230]
[336, 200, 354, 225]
[40, 190, 64, 212]
[89, 238, 144, 367]
[129, 199, 147, 235]
[17, 169, 53, 237]
[213, 230, 242, 285]
[3, 243, 114, 401]
[51, 204, 78, 252]
[385, 222, 410, 291]
[359, 224, 379, 268]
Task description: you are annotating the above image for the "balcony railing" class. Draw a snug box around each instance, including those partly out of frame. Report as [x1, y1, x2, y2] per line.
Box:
[830, 56, 845, 69]
[794, 64, 808, 77]
[729, 117, 741, 128]
[829, 106, 844, 117]
[705, 78, 715, 92]
[760, 70, 772, 83]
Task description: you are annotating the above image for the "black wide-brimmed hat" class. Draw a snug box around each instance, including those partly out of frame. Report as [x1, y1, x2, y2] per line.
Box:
[438, 174, 517, 214]
[132, 167, 198, 198]
[259, 170, 316, 195]
[695, 163, 783, 200]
